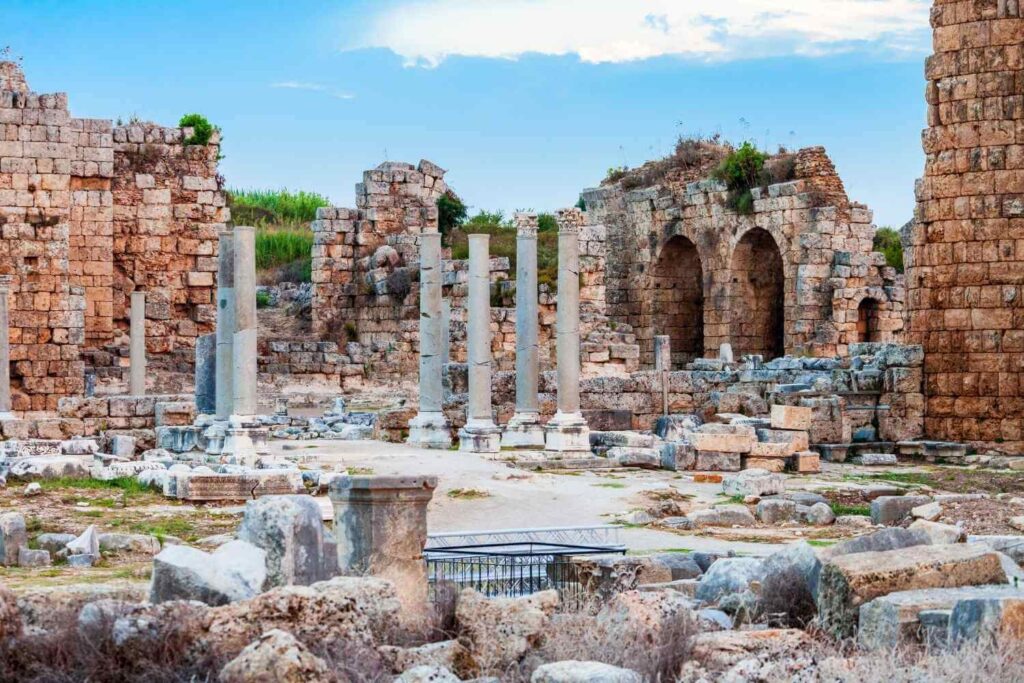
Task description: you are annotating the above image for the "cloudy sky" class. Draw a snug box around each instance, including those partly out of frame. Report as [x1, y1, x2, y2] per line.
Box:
[4, 0, 932, 226]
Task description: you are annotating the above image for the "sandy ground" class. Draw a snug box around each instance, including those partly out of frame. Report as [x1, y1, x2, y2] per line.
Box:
[266, 438, 795, 556]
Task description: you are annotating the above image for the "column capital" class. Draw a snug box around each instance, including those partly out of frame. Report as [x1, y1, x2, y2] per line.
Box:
[556, 207, 585, 235]
[514, 212, 539, 238]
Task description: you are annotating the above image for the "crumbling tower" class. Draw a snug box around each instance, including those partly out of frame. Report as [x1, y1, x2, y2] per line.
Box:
[906, 1, 1023, 451]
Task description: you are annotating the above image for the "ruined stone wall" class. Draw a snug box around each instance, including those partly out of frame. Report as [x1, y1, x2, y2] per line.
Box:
[583, 147, 905, 368]
[112, 123, 224, 354]
[906, 0, 1023, 452]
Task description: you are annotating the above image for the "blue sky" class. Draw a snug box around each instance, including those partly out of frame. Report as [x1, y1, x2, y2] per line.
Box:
[3, 0, 931, 227]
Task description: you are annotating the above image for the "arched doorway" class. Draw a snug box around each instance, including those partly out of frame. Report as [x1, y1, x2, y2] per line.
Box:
[857, 298, 881, 343]
[729, 228, 784, 359]
[652, 236, 704, 367]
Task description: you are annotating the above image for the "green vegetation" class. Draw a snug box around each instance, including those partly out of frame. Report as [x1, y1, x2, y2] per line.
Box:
[830, 502, 871, 517]
[593, 482, 626, 489]
[712, 141, 769, 214]
[178, 113, 215, 146]
[39, 477, 150, 496]
[229, 188, 330, 225]
[446, 488, 491, 500]
[346, 466, 375, 476]
[873, 226, 905, 272]
[807, 539, 837, 548]
[128, 518, 197, 543]
[865, 471, 932, 486]
[437, 191, 468, 239]
[449, 209, 560, 289]
[256, 290, 271, 309]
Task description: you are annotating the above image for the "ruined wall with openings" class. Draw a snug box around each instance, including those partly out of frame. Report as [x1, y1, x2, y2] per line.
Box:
[583, 147, 905, 369]
[906, 0, 1023, 452]
[0, 61, 225, 411]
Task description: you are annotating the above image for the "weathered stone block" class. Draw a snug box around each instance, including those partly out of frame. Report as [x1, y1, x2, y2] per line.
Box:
[770, 405, 812, 431]
[871, 495, 933, 526]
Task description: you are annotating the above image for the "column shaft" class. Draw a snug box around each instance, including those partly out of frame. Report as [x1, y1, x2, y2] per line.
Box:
[459, 234, 500, 453]
[556, 226, 581, 414]
[129, 291, 146, 395]
[418, 232, 443, 413]
[215, 230, 235, 420]
[515, 224, 540, 413]
[232, 226, 258, 417]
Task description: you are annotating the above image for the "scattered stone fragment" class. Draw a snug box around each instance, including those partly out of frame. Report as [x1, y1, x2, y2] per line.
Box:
[863, 484, 904, 501]
[67, 524, 100, 558]
[689, 629, 811, 671]
[150, 540, 268, 606]
[756, 499, 798, 525]
[853, 453, 898, 466]
[67, 553, 97, 568]
[379, 640, 471, 676]
[870, 495, 933, 526]
[237, 495, 331, 588]
[395, 666, 460, 683]
[22, 482, 41, 497]
[217, 628, 337, 683]
[98, 533, 162, 555]
[687, 505, 755, 528]
[607, 446, 662, 469]
[696, 557, 765, 603]
[35, 532, 75, 553]
[803, 502, 835, 526]
[653, 414, 701, 441]
[18, 547, 51, 568]
[722, 469, 786, 498]
[531, 661, 642, 683]
[0, 512, 27, 566]
[8, 456, 90, 479]
[835, 515, 873, 529]
[911, 501, 942, 522]
[455, 589, 558, 671]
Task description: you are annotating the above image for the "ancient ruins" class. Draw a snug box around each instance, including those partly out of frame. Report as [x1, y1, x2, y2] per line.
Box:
[0, 0, 1022, 680]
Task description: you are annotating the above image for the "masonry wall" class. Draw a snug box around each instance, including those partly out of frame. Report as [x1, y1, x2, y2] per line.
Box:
[583, 147, 905, 368]
[906, 0, 1024, 452]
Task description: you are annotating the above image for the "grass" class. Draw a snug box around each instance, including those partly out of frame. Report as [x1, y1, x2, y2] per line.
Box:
[128, 518, 196, 543]
[593, 482, 626, 489]
[228, 188, 330, 225]
[830, 502, 871, 517]
[864, 471, 933, 486]
[228, 188, 327, 285]
[806, 539, 837, 547]
[446, 488, 491, 500]
[254, 227, 314, 283]
[449, 223, 559, 290]
[346, 466, 375, 476]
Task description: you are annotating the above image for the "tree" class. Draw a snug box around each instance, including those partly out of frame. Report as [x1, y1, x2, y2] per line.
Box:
[437, 191, 467, 239]
[873, 226, 904, 272]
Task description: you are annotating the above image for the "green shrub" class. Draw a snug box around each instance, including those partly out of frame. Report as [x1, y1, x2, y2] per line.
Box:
[873, 226, 904, 272]
[179, 113, 215, 146]
[256, 291, 272, 308]
[255, 227, 313, 270]
[437, 191, 467, 240]
[712, 141, 769, 215]
[228, 188, 330, 225]
[537, 213, 558, 233]
[449, 215, 559, 292]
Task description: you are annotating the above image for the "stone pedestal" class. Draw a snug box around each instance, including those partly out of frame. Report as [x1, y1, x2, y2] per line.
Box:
[408, 232, 451, 449]
[459, 234, 501, 453]
[503, 214, 544, 448]
[545, 210, 591, 455]
[129, 291, 146, 396]
[0, 276, 12, 419]
[329, 475, 437, 624]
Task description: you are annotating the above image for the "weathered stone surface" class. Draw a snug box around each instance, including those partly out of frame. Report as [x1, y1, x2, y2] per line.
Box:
[653, 414, 701, 441]
[237, 495, 329, 588]
[18, 547, 51, 567]
[660, 441, 696, 471]
[908, 519, 964, 545]
[770, 405, 812, 431]
[763, 541, 822, 602]
[858, 585, 1023, 651]
[168, 470, 305, 500]
[8, 456, 90, 479]
[689, 629, 811, 671]
[803, 502, 835, 526]
[722, 469, 786, 498]
[17, 583, 149, 632]
[853, 453, 898, 466]
[607, 446, 661, 469]
[531, 661, 642, 683]
[36, 532, 75, 553]
[150, 540, 267, 606]
[694, 451, 741, 471]
[755, 429, 809, 453]
[648, 553, 703, 580]
[0, 586, 21, 640]
[455, 588, 558, 671]
[395, 666, 460, 683]
[757, 499, 798, 524]
[380, 640, 470, 676]
[911, 501, 941, 522]
[67, 524, 100, 558]
[98, 532, 162, 555]
[687, 505, 755, 528]
[595, 589, 695, 645]
[696, 557, 765, 603]
[870, 495, 932, 526]
[0, 511, 27, 566]
[691, 424, 756, 453]
[817, 543, 1009, 639]
[949, 595, 1024, 646]
[573, 556, 670, 599]
[217, 628, 337, 683]
[824, 528, 932, 559]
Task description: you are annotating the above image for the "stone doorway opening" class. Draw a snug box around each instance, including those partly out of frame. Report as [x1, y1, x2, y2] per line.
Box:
[652, 236, 704, 367]
[857, 298, 881, 343]
[729, 228, 785, 359]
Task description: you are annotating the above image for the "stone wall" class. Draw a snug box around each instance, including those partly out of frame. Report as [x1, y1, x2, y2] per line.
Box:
[0, 61, 225, 411]
[905, 0, 1023, 453]
[583, 147, 905, 368]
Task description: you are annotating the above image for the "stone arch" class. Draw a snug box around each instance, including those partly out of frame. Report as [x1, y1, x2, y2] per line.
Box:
[856, 297, 882, 343]
[728, 227, 785, 359]
[652, 236, 704, 366]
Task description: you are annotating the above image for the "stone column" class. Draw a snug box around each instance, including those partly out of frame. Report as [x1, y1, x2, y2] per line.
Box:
[329, 475, 436, 625]
[232, 226, 258, 419]
[441, 298, 451, 363]
[502, 213, 544, 447]
[129, 291, 147, 396]
[0, 276, 12, 418]
[458, 234, 501, 453]
[195, 333, 216, 415]
[545, 210, 591, 455]
[408, 232, 451, 449]
[215, 230, 235, 421]
[654, 335, 670, 417]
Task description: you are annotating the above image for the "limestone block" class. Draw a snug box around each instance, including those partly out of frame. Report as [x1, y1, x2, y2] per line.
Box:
[743, 457, 786, 473]
[150, 540, 267, 606]
[695, 557, 765, 603]
[687, 505, 755, 528]
[791, 451, 821, 473]
[237, 495, 331, 588]
[755, 429, 809, 453]
[722, 469, 786, 497]
[770, 405, 812, 431]
[949, 594, 1024, 646]
[695, 451, 741, 471]
[816, 543, 1008, 639]
[871, 495, 933, 526]
[531, 661, 641, 683]
[749, 441, 793, 457]
[0, 512, 28, 566]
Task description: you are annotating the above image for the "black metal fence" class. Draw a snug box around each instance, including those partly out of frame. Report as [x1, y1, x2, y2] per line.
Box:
[425, 541, 625, 604]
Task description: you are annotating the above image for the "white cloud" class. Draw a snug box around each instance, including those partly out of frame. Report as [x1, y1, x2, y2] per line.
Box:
[346, 0, 931, 67]
[270, 81, 356, 99]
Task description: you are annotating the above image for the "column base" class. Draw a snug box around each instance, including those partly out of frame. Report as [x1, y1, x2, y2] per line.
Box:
[544, 411, 592, 455]
[458, 420, 502, 454]
[214, 415, 267, 467]
[501, 412, 546, 448]
[407, 412, 453, 449]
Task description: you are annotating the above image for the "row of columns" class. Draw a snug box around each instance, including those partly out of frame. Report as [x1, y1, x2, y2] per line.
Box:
[408, 212, 591, 455]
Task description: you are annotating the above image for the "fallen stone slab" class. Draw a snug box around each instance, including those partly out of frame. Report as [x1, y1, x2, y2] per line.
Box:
[694, 451, 741, 471]
[817, 543, 1009, 639]
[2, 440, 62, 457]
[863, 484, 905, 500]
[824, 528, 933, 559]
[237, 495, 331, 587]
[695, 557, 765, 603]
[969, 535, 1024, 566]
[648, 553, 703, 580]
[762, 541, 823, 603]
[755, 428, 809, 453]
[689, 629, 811, 671]
[909, 519, 964, 544]
[98, 533, 162, 555]
[912, 501, 942, 521]
[853, 453, 898, 466]
[749, 441, 794, 458]
[858, 584, 1023, 650]
[688, 505, 755, 529]
[590, 431, 658, 449]
[8, 456, 90, 480]
[742, 456, 786, 473]
[949, 594, 1024, 646]
[871, 495, 933, 526]
[35, 532, 75, 554]
[607, 446, 662, 469]
[770, 405, 812, 431]
[722, 469, 786, 497]
[18, 547, 51, 568]
[757, 499, 798, 524]
[532, 661, 641, 683]
[166, 469, 305, 501]
[150, 540, 267, 606]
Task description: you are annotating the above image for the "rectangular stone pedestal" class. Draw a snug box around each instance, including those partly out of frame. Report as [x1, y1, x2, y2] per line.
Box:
[459, 422, 501, 454]
[544, 412, 592, 456]
[501, 412, 545, 448]
[407, 412, 452, 449]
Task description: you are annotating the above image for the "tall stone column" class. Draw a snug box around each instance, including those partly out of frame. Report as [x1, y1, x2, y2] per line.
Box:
[0, 276, 12, 418]
[502, 213, 544, 447]
[654, 334, 670, 417]
[329, 475, 436, 626]
[408, 232, 451, 448]
[459, 234, 501, 453]
[129, 291, 147, 396]
[545, 210, 591, 455]
[441, 298, 451, 363]
[215, 229, 235, 421]
[232, 226, 258, 419]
